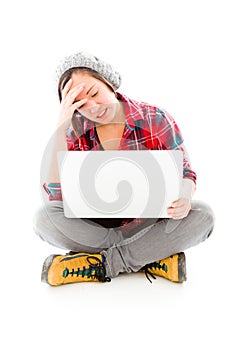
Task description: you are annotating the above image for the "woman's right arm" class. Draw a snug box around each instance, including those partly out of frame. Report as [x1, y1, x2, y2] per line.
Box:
[46, 78, 87, 184]
[46, 127, 69, 184]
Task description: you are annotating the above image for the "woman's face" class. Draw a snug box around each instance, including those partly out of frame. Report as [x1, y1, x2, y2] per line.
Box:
[70, 71, 121, 125]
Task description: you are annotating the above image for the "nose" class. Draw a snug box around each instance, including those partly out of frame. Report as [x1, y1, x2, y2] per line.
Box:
[89, 105, 99, 114]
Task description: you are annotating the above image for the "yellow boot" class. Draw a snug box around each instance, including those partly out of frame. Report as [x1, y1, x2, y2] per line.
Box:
[41, 252, 111, 286]
[141, 252, 187, 283]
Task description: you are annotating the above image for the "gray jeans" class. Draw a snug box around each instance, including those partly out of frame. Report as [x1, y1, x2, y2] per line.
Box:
[33, 200, 214, 278]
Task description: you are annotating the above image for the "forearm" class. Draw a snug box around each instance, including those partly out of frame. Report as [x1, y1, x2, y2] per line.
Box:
[181, 178, 196, 200]
[44, 77, 86, 192]
[47, 128, 68, 184]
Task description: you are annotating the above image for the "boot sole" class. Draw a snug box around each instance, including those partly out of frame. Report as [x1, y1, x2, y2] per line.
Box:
[41, 254, 59, 284]
[178, 252, 187, 282]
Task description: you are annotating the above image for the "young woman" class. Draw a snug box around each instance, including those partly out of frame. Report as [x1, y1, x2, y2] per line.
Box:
[34, 52, 215, 286]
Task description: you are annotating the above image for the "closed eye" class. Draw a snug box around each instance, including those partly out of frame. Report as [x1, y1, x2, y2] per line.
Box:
[78, 103, 85, 109]
[74, 99, 86, 109]
[92, 91, 98, 97]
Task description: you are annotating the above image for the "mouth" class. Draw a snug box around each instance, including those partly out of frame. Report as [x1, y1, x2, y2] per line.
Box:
[96, 108, 108, 120]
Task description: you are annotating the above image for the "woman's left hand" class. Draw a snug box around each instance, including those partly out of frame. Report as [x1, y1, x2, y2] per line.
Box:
[167, 197, 191, 220]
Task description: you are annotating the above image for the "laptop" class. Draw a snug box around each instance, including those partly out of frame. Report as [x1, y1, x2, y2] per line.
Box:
[57, 150, 183, 218]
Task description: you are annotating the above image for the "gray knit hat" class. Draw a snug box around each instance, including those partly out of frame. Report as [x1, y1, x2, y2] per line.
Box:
[55, 51, 121, 90]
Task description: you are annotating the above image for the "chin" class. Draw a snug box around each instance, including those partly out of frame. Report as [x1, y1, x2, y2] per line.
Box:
[98, 114, 115, 125]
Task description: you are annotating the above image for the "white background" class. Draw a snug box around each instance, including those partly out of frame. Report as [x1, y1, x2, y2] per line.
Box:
[1, 0, 232, 349]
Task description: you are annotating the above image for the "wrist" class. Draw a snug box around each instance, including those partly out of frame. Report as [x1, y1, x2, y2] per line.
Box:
[56, 119, 71, 131]
[181, 178, 195, 199]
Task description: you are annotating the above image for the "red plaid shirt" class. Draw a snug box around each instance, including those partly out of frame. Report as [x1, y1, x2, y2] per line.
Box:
[43, 92, 196, 235]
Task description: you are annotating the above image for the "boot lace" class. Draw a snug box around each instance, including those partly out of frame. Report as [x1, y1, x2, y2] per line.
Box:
[143, 261, 168, 283]
[62, 256, 111, 282]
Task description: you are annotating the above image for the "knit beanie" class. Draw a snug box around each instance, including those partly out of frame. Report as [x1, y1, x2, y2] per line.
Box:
[56, 51, 121, 90]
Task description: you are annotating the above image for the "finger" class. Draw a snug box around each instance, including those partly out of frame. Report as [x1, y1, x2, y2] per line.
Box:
[62, 81, 84, 102]
[171, 202, 185, 209]
[171, 198, 189, 208]
[167, 198, 189, 213]
[167, 208, 176, 216]
[171, 199, 179, 205]
[170, 209, 182, 217]
[174, 205, 190, 215]
[71, 98, 88, 112]
[61, 78, 73, 101]
[168, 204, 190, 216]
[171, 216, 184, 221]
[170, 200, 180, 208]
[62, 85, 85, 107]
[171, 206, 191, 219]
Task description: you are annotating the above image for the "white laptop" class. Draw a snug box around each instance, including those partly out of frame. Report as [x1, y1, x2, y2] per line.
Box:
[57, 150, 183, 218]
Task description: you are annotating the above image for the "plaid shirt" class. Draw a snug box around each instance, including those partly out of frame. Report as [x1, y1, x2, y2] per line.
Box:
[43, 92, 196, 235]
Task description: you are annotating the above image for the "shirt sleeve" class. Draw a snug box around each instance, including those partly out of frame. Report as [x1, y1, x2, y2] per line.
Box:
[43, 183, 63, 201]
[156, 108, 197, 184]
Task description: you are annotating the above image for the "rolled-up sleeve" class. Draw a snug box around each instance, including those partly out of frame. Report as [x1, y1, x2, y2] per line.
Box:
[179, 145, 197, 184]
[43, 182, 63, 201]
[156, 108, 197, 184]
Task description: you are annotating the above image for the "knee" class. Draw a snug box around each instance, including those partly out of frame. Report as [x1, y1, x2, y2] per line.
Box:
[33, 203, 67, 249]
[192, 200, 215, 238]
[33, 201, 63, 232]
[33, 205, 51, 239]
